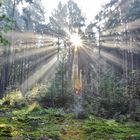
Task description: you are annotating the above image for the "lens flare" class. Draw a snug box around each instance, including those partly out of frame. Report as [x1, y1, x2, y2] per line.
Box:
[70, 33, 82, 46]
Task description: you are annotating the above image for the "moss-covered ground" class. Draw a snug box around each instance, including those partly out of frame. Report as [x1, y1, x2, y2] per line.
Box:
[0, 103, 140, 140]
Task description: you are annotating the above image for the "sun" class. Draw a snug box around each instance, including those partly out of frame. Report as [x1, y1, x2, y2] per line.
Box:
[70, 33, 82, 46]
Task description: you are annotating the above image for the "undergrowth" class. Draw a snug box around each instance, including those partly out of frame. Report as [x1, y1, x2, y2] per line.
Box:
[0, 102, 140, 140]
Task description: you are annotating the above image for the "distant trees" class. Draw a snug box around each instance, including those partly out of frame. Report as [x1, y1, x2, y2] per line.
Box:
[49, 0, 85, 37]
[0, 0, 51, 96]
[1, 0, 45, 32]
[22, 0, 45, 31]
[49, 2, 68, 38]
[67, 0, 85, 31]
[0, 14, 12, 45]
[0, 2, 12, 45]
[83, 0, 140, 119]
[1, 0, 86, 39]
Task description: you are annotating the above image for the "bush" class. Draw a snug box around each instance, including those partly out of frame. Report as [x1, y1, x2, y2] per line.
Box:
[2, 90, 23, 107]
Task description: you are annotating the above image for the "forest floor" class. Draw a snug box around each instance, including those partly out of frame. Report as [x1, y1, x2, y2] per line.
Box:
[0, 103, 140, 140]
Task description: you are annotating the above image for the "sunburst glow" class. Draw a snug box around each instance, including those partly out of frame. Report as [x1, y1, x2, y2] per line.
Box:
[70, 33, 82, 46]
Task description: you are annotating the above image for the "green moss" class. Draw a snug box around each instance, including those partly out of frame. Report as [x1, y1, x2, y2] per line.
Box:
[83, 116, 140, 140]
[0, 123, 18, 138]
[0, 105, 140, 140]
